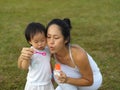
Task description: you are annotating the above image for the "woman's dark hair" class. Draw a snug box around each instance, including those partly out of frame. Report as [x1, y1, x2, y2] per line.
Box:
[46, 18, 72, 45]
[25, 22, 45, 43]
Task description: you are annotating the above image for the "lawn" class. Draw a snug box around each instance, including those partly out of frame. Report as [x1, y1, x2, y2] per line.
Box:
[0, 0, 119, 90]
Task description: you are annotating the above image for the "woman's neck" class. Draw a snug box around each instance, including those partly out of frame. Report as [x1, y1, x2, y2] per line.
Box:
[55, 45, 75, 67]
[55, 46, 69, 57]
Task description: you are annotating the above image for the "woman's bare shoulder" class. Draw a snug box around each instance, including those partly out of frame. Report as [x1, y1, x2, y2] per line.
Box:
[71, 44, 85, 53]
[70, 44, 87, 62]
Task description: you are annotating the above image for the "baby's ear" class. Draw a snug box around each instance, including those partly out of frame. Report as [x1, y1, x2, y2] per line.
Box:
[28, 41, 32, 46]
[28, 41, 32, 44]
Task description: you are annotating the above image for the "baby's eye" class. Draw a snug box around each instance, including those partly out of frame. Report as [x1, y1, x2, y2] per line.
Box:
[34, 41, 38, 43]
[41, 40, 45, 42]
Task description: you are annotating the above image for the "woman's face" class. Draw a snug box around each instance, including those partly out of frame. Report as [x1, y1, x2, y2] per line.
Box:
[47, 24, 66, 53]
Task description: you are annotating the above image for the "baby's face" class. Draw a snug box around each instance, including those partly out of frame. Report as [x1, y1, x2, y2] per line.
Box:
[29, 32, 46, 50]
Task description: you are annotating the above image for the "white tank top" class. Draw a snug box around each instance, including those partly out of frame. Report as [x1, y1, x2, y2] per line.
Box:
[54, 45, 100, 78]
[26, 46, 52, 85]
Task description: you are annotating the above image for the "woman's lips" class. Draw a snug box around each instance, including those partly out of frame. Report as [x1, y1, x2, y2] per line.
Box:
[49, 46, 54, 50]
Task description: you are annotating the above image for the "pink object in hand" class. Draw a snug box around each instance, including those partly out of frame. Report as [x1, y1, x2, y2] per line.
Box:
[34, 51, 46, 56]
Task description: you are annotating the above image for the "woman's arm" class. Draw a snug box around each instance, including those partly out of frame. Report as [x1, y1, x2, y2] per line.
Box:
[58, 46, 93, 86]
[67, 46, 93, 86]
[18, 47, 34, 70]
[18, 55, 30, 70]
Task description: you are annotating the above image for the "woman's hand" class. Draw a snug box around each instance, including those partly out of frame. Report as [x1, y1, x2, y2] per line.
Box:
[18, 47, 34, 69]
[20, 47, 34, 60]
[57, 71, 68, 83]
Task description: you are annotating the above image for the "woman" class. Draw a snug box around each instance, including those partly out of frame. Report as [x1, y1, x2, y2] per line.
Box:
[46, 18, 102, 90]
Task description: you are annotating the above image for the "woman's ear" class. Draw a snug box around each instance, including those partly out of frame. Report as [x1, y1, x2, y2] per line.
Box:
[64, 37, 69, 44]
[65, 40, 68, 44]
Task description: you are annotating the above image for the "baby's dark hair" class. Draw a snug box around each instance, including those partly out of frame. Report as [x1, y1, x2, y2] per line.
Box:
[46, 18, 72, 45]
[25, 22, 45, 43]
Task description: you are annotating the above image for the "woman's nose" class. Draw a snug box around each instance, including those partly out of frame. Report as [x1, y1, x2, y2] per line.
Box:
[49, 38, 54, 44]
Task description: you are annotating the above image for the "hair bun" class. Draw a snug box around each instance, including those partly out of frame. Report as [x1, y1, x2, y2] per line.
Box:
[63, 18, 72, 30]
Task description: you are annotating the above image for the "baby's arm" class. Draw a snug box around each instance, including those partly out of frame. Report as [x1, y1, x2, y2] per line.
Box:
[18, 47, 34, 70]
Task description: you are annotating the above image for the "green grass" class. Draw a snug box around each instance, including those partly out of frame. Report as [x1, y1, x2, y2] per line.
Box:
[0, 0, 119, 90]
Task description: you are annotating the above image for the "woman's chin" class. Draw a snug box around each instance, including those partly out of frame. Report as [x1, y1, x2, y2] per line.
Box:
[50, 50, 56, 54]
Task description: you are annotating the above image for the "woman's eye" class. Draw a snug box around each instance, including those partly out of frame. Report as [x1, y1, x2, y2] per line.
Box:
[47, 36, 51, 38]
[55, 37, 59, 39]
